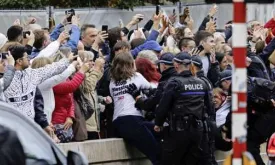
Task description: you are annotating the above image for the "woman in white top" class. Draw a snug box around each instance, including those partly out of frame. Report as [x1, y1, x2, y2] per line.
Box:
[109, 52, 160, 165]
[31, 56, 77, 123]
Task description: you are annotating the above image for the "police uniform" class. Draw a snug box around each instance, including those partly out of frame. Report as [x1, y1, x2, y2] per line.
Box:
[246, 76, 275, 165]
[192, 55, 217, 165]
[134, 53, 177, 117]
[155, 52, 211, 165]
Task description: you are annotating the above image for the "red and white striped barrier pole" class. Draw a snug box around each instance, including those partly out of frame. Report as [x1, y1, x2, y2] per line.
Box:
[232, 0, 247, 164]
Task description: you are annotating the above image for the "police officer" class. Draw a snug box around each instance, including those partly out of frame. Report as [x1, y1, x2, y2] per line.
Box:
[154, 52, 212, 165]
[191, 55, 217, 165]
[126, 53, 177, 119]
[216, 71, 275, 165]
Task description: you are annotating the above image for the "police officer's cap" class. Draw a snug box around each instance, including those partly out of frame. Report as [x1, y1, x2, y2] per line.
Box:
[216, 70, 232, 86]
[174, 52, 191, 65]
[191, 55, 203, 69]
[157, 52, 174, 65]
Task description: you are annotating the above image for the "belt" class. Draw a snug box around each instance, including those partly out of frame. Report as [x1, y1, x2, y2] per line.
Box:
[9, 91, 34, 102]
[174, 115, 203, 131]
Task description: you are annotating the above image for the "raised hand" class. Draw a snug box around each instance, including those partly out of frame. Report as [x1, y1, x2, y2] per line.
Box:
[13, 19, 21, 26]
[95, 31, 108, 45]
[205, 18, 216, 34]
[94, 57, 105, 72]
[7, 51, 15, 66]
[71, 15, 79, 26]
[209, 4, 218, 17]
[57, 31, 70, 43]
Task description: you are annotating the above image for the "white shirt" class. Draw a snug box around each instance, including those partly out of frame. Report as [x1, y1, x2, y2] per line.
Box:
[110, 72, 151, 121]
[200, 56, 209, 76]
[38, 64, 76, 122]
[216, 101, 231, 127]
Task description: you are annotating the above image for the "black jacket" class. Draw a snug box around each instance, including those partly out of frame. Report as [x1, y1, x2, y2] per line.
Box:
[135, 67, 177, 111]
[97, 63, 111, 97]
[206, 56, 221, 87]
[34, 88, 49, 129]
[258, 38, 275, 80]
[155, 70, 211, 126]
[197, 70, 215, 121]
[248, 52, 270, 80]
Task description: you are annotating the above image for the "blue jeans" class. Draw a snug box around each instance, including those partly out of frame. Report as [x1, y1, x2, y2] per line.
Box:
[113, 115, 160, 165]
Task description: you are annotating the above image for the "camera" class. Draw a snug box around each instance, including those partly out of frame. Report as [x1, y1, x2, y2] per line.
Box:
[23, 31, 31, 38]
[0, 53, 8, 59]
[65, 9, 75, 23]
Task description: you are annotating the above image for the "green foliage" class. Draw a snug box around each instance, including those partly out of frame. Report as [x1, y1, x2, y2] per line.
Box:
[0, 0, 49, 9]
[0, 0, 145, 9]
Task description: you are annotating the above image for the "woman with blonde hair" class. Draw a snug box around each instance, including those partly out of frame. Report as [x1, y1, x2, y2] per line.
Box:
[31, 56, 77, 124]
[109, 52, 160, 165]
[31, 55, 78, 142]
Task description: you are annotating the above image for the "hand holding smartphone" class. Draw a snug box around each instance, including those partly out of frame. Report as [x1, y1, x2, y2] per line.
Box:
[156, 5, 160, 15]
[65, 9, 75, 22]
[101, 25, 109, 39]
[23, 31, 31, 38]
[197, 45, 204, 52]
[102, 25, 108, 32]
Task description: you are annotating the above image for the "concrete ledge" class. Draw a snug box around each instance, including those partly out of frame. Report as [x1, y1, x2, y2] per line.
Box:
[57, 138, 268, 164]
[58, 138, 149, 164]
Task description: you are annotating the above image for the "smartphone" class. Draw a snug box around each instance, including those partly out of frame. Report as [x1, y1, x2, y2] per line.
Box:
[156, 5, 160, 15]
[197, 45, 204, 52]
[0, 53, 8, 59]
[102, 25, 108, 32]
[173, 9, 176, 16]
[138, 17, 143, 22]
[65, 9, 75, 22]
[23, 31, 31, 38]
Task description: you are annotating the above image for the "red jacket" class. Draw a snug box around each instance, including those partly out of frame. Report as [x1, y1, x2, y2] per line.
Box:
[264, 18, 275, 44]
[52, 72, 85, 124]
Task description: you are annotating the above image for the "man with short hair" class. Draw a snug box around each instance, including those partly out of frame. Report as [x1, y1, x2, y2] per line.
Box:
[7, 25, 24, 43]
[30, 30, 49, 59]
[178, 37, 196, 52]
[81, 24, 108, 61]
[33, 16, 80, 60]
[4, 45, 76, 120]
[6, 25, 35, 55]
[194, 31, 220, 86]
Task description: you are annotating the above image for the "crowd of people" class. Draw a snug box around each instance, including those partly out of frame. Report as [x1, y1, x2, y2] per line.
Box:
[1, 3, 275, 165]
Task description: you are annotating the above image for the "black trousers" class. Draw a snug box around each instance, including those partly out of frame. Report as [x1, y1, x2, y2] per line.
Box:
[113, 115, 160, 165]
[161, 125, 203, 165]
[199, 132, 218, 165]
[247, 110, 275, 165]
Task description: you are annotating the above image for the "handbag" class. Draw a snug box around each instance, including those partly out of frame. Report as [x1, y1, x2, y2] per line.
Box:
[74, 88, 94, 120]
